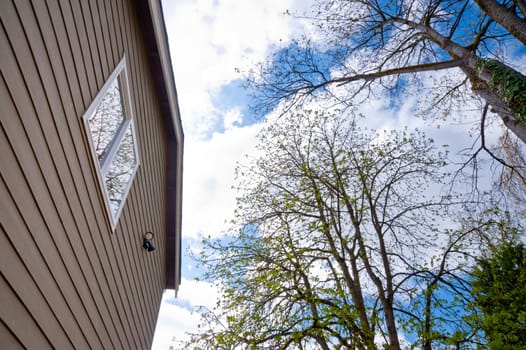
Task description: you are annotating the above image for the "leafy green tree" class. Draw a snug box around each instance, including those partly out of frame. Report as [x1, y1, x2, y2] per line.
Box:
[471, 241, 526, 349]
[183, 110, 505, 350]
[249, 0, 526, 144]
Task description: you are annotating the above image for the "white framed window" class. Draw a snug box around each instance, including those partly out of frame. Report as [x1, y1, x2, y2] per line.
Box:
[82, 57, 139, 230]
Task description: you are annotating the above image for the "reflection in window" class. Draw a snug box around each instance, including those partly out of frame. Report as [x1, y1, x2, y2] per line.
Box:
[83, 58, 139, 228]
[104, 124, 137, 216]
[87, 78, 125, 163]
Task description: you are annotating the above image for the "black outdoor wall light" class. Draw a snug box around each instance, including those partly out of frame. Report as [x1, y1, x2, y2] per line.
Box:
[143, 231, 156, 252]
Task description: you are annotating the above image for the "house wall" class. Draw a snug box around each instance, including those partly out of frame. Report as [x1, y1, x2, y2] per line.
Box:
[0, 0, 170, 348]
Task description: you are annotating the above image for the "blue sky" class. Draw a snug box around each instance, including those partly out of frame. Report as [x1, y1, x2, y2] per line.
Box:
[152, 1, 311, 348]
[152, 1, 526, 349]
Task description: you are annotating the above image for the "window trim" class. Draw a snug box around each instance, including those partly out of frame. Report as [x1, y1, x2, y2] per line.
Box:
[82, 56, 140, 231]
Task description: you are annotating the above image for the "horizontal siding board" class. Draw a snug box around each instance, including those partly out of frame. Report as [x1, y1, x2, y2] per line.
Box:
[150, 92, 167, 281]
[38, 1, 83, 118]
[77, 0, 104, 91]
[115, 189, 146, 347]
[132, 40, 158, 330]
[103, 234, 141, 350]
[146, 99, 166, 300]
[98, 0, 117, 70]
[0, 135, 74, 349]
[39, 1, 140, 348]
[128, 215, 152, 349]
[117, 0, 158, 345]
[60, 0, 96, 106]
[0, 29, 94, 349]
[129, 2, 173, 340]
[3, 14, 123, 350]
[133, 3, 168, 321]
[139, 12, 168, 279]
[45, 3, 141, 348]
[140, 38, 166, 337]
[108, 7, 146, 349]
[0, 189, 72, 350]
[50, 2, 142, 347]
[88, 0, 109, 83]
[105, 0, 119, 63]
[132, 165, 159, 338]
[32, 2, 132, 348]
[2, 0, 173, 347]
[114, 7, 149, 349]
[111, 0, 124, 61]
[44, 0, 128, 335]
[144, 65, 166, 282]
[7, 2, 118, 348]
[114, 208, 148, 350]
[0, 319, 26, 350]
[117, 0, 169, 342]
[115, 197, 146, 347]
[0, 121, 94, 349]
[112, 221, 145, 350]
[47, 0, 89, 114]
[126, 42, 155, 338]
[0, 273, 55, 350]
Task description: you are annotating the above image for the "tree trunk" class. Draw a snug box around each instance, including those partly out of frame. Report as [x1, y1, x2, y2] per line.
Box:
[475, 0, 526, 45]
[311, 181, 377, 349]
[382, 299, 402, 350]
[460, 57, 526, 144]
[403, 18, 526, 144]
[368, 192, 401, 350]
[422, 285, 434, 350]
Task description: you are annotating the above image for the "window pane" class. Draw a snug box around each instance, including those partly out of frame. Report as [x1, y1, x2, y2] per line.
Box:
[104, 124, 138, 217]
[88, 78, 125, 162]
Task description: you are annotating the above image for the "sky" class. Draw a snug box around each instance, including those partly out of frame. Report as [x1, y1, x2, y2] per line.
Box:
[151, 1, 525, 349]
[151, 1, 311, 348]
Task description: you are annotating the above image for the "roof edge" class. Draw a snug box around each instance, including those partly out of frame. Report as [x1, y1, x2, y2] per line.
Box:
[146, 0, 184, 143]
[136, 0, 184, 295]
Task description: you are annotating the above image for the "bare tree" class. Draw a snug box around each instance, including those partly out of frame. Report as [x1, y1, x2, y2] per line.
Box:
[182, 110, 507, 349]
[474, 0, 526, 45]
[250, 0, 526, 143]
[497, 130, 526, 215]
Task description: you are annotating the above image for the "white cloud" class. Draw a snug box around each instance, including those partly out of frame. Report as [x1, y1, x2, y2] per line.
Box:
[182, 123, 262, 239]
[223, 108, 243, 130]
[162, 0, 305, 139]
[156, 0, 312, 346]
[156, 0, 523, 347]
[151, 279, 219, 349]
[151, 302, 197, 349]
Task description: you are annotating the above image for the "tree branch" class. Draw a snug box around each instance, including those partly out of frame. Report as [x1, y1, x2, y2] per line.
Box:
[333, 59, 464, 87]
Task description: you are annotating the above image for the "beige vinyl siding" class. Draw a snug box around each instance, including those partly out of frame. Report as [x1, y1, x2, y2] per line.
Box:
[0, 316, 26, 350]
[0, 0, 169, 348]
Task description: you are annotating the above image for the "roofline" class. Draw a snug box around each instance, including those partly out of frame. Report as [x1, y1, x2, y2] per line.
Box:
[146, 0, 184, 143]
[135, 0, 184, 295]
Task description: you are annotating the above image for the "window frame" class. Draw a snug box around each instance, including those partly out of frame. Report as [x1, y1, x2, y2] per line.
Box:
[82, 56, 140, 231]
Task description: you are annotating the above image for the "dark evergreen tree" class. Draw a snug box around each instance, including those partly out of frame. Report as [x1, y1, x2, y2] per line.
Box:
[472, 241, 526, 349]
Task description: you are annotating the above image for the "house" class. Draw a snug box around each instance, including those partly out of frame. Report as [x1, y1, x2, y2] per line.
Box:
[0, 0, 183, 348]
